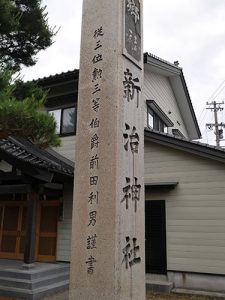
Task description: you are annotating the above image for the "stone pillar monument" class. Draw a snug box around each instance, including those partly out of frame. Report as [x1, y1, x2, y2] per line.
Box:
[69, 0, 145, 299]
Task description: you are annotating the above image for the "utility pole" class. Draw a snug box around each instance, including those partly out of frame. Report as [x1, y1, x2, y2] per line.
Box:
[206, 101, 225, 147]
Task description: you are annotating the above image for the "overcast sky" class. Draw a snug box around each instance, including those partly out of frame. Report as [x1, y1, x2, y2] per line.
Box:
[21, 0, 225, 145]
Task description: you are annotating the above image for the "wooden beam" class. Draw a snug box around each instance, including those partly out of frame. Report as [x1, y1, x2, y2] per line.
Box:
[0, 184, 31, 194]
[24, 192, 39, 265]
[38, 183, 64, 197]
[145, 182, 178, 190]
[39, 183, 63, 191]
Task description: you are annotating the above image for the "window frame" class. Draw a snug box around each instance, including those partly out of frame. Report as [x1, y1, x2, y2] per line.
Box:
[147, 106, 168, 133]
[146, 100, 173, 133]
[48, 105, 76, 137]
[147, 107, 154, 129]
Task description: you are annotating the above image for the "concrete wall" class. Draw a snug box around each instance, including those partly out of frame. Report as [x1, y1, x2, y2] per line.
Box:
[168, 271, 225, 294]
[143, 70, 189, 138]
[145, 140, 225, 275]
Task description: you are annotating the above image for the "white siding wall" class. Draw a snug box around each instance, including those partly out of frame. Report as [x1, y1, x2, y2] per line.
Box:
[53, 136, 75, 162]
[145, 141, 225, 275]
[54, 68, 195, 262]
[143, 70, 189, 137]
[56, 184, 73, 261]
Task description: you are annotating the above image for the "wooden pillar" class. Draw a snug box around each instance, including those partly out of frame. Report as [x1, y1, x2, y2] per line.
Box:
[23, 191, 38, 265]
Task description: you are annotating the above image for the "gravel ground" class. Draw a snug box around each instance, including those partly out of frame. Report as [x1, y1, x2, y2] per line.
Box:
[1, 291, 224, 299]
[42, 290, 225, 299]
[42, 291, 225, 299]
[146, 292, 225, 300]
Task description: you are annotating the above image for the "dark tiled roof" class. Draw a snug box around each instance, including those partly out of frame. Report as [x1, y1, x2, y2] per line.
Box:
[0, 136, 74, 176]
[144, 52, 182, 70]
[144, 128, 225, 163]
[35, 53, 179, 86]
[35, 53, 180, 86]
[35, 69, 79, 86]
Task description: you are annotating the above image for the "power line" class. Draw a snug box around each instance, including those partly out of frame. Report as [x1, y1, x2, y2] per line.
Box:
[208, 80, 225, 101]
[197, 107, 206, 120]
[211, 85, 225, 101]
[199, 109, 208, 126]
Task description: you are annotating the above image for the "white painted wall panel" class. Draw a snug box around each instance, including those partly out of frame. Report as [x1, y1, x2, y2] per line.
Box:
[53, 136, 75, 162]
[143, 70, 189, 137]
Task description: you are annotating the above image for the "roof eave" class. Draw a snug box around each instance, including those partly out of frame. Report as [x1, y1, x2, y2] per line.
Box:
[144, 129, 225, 164]
[35, 70, 79, 87]
[0, 137, 74, 179]
[169, 72, 201, 139]
[144, 53, 201, 140]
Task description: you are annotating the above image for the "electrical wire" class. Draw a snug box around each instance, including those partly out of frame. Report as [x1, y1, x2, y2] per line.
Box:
[199, 109, 209, 126]
[211, 85, 225, 101]
[197, 107, 206, 122]
[205, 126, 209, 144]
[208, 80, 225, 101]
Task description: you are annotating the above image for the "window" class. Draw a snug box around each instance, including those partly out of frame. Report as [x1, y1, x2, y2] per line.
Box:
[147, 107, 168, 133]
[49, 107, 76, 135]
[50, 110, 61, 134]
[146, 100, 173, 134]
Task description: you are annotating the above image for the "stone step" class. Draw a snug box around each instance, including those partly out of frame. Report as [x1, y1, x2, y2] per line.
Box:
[146, 273, 168, 282]
[32, 280, 69, 300]
[0, 271, 69, 290]
[0, 264, 70, 280]
[33, 272, 69, 289]
[0, 280, 69, 300]
[146, 280, 173, 294]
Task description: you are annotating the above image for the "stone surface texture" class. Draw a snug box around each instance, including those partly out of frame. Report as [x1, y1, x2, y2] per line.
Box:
[69, 0, 145, 299]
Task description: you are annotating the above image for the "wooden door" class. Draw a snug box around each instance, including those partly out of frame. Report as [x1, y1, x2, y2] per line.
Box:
[145, 200, 167, 274]
[0, 202, 27, 260]
[36, 200, 59, 262]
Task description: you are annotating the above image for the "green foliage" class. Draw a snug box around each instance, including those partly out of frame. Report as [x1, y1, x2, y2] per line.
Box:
[0, 0, 18, 33]
[12, 79, 47, 102]
[0, 1, 60, 147]
[0, 0, 57, 71]
[0, 71, 60, 148]
[0, 69, 13, 100]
